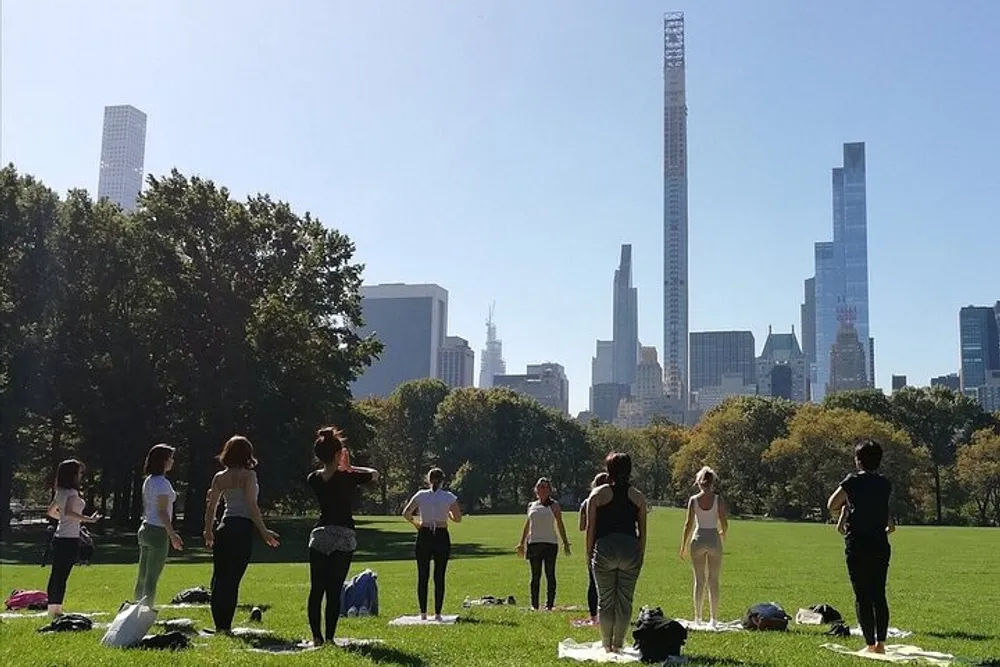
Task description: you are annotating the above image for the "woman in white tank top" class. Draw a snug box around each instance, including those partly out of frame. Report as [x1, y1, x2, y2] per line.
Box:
[679, 466, 729, 626]
[516, 478, 570, 610]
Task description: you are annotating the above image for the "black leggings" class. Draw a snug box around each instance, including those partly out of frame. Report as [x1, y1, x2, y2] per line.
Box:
[527, 542, 558, 609]
[846, 537, 891, 645]
[308, 549, 353, 641]
[210, 517, 254, 631]
[415, 528, 450, 615]
[46, 538, 79, 605]
[587, 566, 598, 618]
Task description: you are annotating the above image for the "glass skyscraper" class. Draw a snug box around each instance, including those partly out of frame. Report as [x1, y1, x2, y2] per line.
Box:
[813, 142, 871, 401]
[959, 306, 1000, 392]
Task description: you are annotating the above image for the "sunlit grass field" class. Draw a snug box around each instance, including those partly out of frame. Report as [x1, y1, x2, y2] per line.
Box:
[1, 510, 997, 666]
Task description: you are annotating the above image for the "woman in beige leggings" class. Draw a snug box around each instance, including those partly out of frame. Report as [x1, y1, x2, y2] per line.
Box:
[679, 466, 729, 625]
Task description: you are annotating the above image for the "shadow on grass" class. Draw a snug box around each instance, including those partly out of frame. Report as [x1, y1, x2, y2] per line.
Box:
[342, 642, 426, 667]
[926, 629, 997, 642]
[455, 616, 518, 627]
[1, 518, 505, 565]
[684, 655, 770, 667]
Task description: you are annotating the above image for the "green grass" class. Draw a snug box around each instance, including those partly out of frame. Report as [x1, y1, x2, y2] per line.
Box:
[1, 511, 997, 666]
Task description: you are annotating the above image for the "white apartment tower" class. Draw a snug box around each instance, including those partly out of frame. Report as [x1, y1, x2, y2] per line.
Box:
[663, 13, 689, 406]
[97, 105, 148, 211]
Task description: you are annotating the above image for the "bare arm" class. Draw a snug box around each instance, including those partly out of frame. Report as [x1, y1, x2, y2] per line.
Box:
[157, 495, 183, 550]
[516, 516, 529, 556]
[244, 472, 279, 546]
[203, 475, 222, 543]
[60, 494, 99, 523]
[578, 501, 587, 532]
[552, 503, 571, 555]
[827, 486, 847, 513]
[585, 487, 611, 559]
[717, 495, 729, 537]
[448, 501, 462, 523]
[679, 497, 695, 557]
[837, 506, 848, 534]
[402, 496, 419, 526]
[629, 487, 647, 564]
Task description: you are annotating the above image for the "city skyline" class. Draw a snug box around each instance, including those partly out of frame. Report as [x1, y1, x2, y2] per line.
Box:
[4, 2, 999, 414]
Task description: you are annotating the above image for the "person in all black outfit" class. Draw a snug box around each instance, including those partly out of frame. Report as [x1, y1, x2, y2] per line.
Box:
[827, 440, 895, 655]
[306, 426, 379, 646]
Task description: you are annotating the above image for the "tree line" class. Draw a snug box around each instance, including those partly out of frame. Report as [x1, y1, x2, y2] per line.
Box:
[355, 381, 1000, 527]
[3, 164, 999, 537]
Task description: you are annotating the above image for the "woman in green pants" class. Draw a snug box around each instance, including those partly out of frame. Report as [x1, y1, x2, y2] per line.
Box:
[134, 444, 184, 606]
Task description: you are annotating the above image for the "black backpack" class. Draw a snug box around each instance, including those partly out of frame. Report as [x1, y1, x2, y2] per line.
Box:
[137, 631, 191, 651]
[742, 602, 790, 631]
[631, 607, 688, 662]
[37, 614, 93, 633]
[170, 587, 211, 604]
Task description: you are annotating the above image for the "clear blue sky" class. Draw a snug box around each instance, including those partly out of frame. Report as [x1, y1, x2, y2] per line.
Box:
[4, 1, 998, 415]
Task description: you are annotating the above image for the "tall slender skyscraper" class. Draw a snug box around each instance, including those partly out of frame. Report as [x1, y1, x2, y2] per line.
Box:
[813, 142, 871, 401]
[478, 303, 506, 388]
[959, 305, 1000, 392]
[97, 105, 147, 211]
[663, 13, 689, 405]
[612, 244, 639, 387]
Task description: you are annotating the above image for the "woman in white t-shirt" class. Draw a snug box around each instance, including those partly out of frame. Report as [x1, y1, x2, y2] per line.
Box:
[133, 444, 184, 606]
[45, 459, 101, 617]
[402, 468, 462, 621]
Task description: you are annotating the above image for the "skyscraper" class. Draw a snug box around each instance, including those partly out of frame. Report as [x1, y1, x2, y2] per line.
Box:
[756, 327, 809, 403]
[478, 303, 506, 388]
[97, 105, 147, 211]
[813, 142, 871, 401]
[612, 244, 639, 387]
[689, 331, 756, 391]
[959, 305, 1000, 392]
[351, 283, 448, 398]
[438, 336, 475, 388]
[663, 12, 689, 405]
[827, 309, 869, 395]
[801, 278, 816, 398]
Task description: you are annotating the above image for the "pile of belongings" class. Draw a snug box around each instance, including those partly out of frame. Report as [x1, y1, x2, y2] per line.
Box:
[632, 606, 688, 662]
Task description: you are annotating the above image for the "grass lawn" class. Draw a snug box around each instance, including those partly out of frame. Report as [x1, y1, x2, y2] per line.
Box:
[1, 510, 997, 666]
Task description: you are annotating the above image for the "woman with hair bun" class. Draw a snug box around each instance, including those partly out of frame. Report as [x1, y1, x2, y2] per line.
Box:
[402, 468, 462, 621]
[678, 465, 729, 626]
[305, 426, 379, 646]
[45, 459, 101, 618]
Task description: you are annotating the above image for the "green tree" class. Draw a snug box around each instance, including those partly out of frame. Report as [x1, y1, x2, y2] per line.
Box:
[381, 379, 450, 498]
[764, 405, 929, 522]
[0, 166, 60, 536]
[955, 429, 1000, 526]
[823, 388, 895, 424]
[672, 395, 797, 515]
[890, 386, 991, 523]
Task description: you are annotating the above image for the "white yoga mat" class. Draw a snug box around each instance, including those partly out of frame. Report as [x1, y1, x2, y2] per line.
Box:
[558, 639, 642, 663]
[850, 626, 913, 639]
[677, 619, 744, 632]
[389, 615, 458, 626]
[164, 603, 210, 609]
[822, 644, 954, 666]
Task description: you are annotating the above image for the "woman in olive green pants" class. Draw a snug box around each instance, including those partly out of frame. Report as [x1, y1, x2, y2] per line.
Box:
[134, 444, 184, 605]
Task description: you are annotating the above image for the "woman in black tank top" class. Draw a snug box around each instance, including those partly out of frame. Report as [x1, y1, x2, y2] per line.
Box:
[585, 452, 648, 654]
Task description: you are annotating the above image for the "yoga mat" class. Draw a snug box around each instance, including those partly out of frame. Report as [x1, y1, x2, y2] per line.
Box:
[822, 643, 955, 665]
[389, 615, 458, 626]
[240, 638, 384, 654]
[557, 639, 642, 663]
[676, 619, 745, 632]
[571, 618, 598, 628]
[850, 626, 914, 639]
[164, 603, 210, 609]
